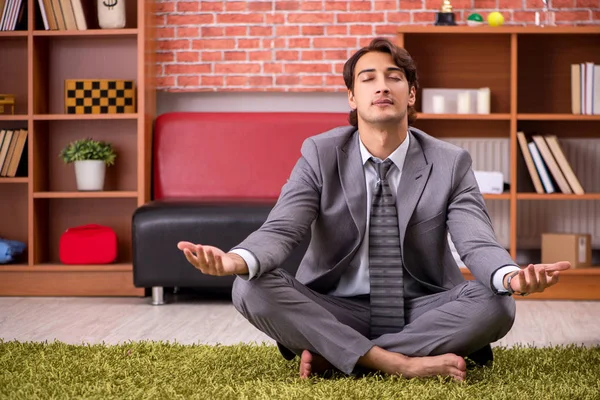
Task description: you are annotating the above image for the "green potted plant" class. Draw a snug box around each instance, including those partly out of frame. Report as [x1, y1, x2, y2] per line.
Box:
[59, 137, 117, 191]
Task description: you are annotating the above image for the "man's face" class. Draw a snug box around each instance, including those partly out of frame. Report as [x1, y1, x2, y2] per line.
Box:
[348, 51, 416, 128]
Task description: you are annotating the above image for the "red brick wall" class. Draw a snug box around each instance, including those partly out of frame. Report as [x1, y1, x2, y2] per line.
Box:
[154, 0, 600, 92]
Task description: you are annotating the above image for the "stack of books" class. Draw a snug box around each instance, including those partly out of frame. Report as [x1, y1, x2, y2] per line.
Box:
[37, 0, 89, 31]
[572, 62, 600, 115]
[0, 0, 25, 31]
[517, 132, 585, 195]
[0, 128, 27, 177]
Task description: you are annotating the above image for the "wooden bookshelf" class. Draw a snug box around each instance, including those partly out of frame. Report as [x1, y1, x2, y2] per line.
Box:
[518, 114, 600, 121]
[32, 28, 138, 37]
[0, 0, 155, 296]
[417, 113, 512, 120]
[0, 115, 29, 121]
[33, 113, 139, 120]
[0, 177, 29, 183]
[398, 26, 600, 300]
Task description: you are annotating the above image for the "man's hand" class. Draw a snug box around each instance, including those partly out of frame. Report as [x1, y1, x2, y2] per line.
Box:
[177, 241, 249, 276]
[506, 261, 571, 294]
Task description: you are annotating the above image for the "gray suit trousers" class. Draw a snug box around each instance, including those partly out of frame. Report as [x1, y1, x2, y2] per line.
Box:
[232, 269, 516, 375]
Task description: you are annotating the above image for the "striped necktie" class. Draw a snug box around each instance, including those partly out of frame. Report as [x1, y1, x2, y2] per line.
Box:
[368, 157, 405, 339]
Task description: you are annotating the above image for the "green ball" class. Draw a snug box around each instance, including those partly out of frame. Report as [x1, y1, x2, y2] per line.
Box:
[467, 13, 484, 26]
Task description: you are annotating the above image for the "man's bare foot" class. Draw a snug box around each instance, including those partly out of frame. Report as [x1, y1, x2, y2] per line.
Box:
[403, 353, 467, 381]
[358, 346, 467, 381]
[299, 350, 335, 379]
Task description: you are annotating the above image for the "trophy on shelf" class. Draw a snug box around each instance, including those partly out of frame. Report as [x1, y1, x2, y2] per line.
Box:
[0, 94, 15, 115]
[434, 0, 457, 26]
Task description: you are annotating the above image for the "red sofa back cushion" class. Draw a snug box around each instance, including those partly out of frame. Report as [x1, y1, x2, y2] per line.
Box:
[153, 112, 349, 200]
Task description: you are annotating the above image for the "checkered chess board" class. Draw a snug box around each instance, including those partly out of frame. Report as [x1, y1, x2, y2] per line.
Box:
[65, 80, 136, 114]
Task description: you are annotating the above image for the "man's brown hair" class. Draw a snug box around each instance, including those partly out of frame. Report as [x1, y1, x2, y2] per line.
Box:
[343, 37, 419, 127]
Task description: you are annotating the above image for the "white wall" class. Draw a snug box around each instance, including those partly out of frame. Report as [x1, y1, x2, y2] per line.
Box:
[156, 91, 352, 115]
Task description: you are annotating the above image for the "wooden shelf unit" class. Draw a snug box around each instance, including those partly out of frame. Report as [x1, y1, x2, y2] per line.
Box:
[398, 26, 600, 300]
[0, 0, 155, 296]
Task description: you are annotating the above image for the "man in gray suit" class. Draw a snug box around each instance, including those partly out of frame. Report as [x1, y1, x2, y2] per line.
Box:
[178, 37, 570, 381]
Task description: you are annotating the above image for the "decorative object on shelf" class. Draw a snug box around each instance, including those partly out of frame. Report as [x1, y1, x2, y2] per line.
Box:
[59, 224, 118, 265]
[0, 94, 16, 115]
[422, 88, 491, 114]
[476, 87, 491, 114]
[535, 0, 556, 26]
[0, 237, 26, 264]
[474, 171, 505, 194]
[457, 91, 471, 114]
[98, 0, 126, 29]
[434, 0, 457, 26]
[65, 79, 136, 114]
[432, 95, 445, 113]
[59, 137, 117, 191]
[487, 11, 504, 26]
[466, 13, 484, 26]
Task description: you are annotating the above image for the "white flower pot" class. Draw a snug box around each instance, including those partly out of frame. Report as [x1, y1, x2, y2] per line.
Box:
[98, 0, 126, 29]
[74, 160, 106, 191]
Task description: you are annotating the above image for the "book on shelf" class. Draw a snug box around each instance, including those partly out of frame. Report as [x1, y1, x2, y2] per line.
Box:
[36, 0, 91, 31]
[0, 0, 26, 31]
[517, 131, 585, 195]
[0, 128, 28, 177]
[517, 131, 545, 194]
[531, 135, 572, 194]
[528, 140, 556, 194]
[571, 62, 600, 115]
[544, 135, 585, 195]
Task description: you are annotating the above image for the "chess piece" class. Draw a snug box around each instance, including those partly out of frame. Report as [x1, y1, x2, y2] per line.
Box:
[434, 0, 457, 26]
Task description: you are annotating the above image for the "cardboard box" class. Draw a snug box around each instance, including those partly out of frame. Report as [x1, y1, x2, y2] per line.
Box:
[541, 233, 592, 268]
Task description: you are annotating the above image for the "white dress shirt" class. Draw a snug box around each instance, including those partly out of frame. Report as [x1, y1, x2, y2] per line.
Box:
[232, 133, 518, 295]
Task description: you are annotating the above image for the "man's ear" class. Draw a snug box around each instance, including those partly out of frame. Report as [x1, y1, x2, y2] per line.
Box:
[348, 89, 356, 110]
[408, 85, 416, 107]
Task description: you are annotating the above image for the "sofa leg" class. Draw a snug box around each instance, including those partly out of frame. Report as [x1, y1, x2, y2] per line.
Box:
[151, 286, 165, 305]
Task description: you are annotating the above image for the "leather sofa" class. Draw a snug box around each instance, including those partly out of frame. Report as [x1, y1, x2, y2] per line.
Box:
[132, 112, 349, 304]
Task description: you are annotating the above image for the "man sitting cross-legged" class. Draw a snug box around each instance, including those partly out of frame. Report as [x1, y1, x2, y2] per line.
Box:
[178, 37, 570, 381]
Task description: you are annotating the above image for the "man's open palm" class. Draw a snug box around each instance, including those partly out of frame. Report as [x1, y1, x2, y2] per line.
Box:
[510, 261, 571, 294]
[177, 241, 240, 276]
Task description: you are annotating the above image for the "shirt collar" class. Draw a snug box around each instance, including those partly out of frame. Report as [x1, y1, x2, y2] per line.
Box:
[359, 131, 410, 173]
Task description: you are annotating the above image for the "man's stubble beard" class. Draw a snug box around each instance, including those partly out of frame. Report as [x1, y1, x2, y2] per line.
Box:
[358, 106, 407, 128]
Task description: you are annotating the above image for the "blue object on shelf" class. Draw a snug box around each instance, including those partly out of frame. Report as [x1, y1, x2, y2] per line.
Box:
[0, 238, 26, 264]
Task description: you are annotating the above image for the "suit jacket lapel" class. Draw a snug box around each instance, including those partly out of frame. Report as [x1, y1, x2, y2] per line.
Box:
[337, 131, 367, 240]
[397, 130, 433, 245]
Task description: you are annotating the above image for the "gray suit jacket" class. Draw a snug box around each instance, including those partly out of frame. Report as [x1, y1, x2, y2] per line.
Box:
[233, 126, 516, 296]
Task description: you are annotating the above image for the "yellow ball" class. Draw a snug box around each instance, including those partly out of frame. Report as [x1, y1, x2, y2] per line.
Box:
[487, 11, 504, 26]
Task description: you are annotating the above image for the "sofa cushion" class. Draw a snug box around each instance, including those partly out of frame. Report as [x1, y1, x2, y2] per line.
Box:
[153, 112, 349, 200]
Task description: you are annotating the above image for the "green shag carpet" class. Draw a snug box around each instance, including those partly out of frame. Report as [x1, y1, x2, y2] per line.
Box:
[1, 340, 599, 399]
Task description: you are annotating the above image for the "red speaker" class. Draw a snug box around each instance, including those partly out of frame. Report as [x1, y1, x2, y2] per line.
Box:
[59, 224, 117, 264]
